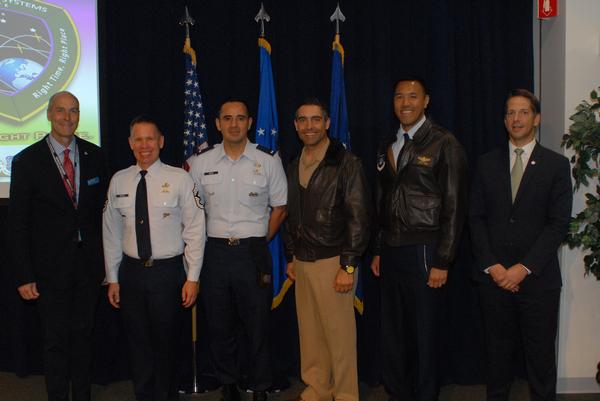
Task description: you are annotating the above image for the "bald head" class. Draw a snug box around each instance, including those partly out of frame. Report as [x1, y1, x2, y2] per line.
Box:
[47, 91, 79, 113]
[47, 91, 80, 146]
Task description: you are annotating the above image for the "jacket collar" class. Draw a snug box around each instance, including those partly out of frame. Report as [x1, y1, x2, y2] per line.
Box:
[382, 118, 433, 150]
[322, 138, 346, 165]
[411, 119, 433, 144]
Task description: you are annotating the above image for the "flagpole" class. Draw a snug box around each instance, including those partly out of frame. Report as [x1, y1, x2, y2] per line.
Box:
[253, 3, 291, 393]
[179, 6, 218, 395]
[328, 3, 363, 314]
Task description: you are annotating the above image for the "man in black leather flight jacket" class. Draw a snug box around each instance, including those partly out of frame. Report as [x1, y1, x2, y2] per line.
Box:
[284, 139, 369, 266]
[284, 99, 369, 401]
[371, 77, 468, 401]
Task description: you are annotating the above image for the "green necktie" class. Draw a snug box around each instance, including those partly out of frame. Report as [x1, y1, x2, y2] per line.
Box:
[511, 148, 524, 202]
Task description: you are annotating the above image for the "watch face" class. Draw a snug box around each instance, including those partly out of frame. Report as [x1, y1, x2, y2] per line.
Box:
[346, 266, 355, 274]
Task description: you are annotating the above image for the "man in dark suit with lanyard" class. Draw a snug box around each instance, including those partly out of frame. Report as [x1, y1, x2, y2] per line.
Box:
[9, 91, 107, 401]
[469, 89, 572, 401]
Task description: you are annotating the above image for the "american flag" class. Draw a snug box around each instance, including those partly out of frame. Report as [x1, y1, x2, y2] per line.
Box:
[183, 37, 207, 169]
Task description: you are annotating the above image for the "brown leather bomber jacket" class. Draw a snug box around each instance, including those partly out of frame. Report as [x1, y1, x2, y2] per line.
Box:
[283, 139, 370, 267]
[373, 119, 468, 268]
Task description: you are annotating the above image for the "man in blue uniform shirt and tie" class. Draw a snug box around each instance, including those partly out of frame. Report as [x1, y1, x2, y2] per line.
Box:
[190, 99, 287, 401]
[103, 115, 206, 401]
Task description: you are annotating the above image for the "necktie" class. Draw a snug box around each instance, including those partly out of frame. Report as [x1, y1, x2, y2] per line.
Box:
[511, 148, 524, 202]
[63, 148, 76, 203]
[396, 132, 411, 172]
[136, 170, 152, 260]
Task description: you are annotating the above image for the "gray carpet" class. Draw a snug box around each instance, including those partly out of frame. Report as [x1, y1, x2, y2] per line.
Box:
[0, 372, 598, 401]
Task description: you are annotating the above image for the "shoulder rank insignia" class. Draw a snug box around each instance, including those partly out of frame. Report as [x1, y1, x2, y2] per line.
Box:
[256, 144, 276, 156]
[199, 145, 215, 155]
[377, 153, 386, 172]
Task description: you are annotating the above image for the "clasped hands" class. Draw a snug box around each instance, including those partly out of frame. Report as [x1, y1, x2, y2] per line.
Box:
[488, 263, 528, 292]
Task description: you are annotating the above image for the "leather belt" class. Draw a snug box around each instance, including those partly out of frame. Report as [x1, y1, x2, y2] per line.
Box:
[123, 254, 182, 268]
[207, 237, 265, 246]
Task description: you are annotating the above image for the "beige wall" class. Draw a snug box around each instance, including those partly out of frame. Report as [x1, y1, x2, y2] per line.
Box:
[538, 0, 600, 393]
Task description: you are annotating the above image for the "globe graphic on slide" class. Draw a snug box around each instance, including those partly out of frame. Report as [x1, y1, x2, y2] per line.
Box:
[0, 58, 44, 91]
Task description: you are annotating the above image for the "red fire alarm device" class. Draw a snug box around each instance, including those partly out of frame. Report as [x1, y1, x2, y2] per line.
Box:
[538, 0, 558, 19]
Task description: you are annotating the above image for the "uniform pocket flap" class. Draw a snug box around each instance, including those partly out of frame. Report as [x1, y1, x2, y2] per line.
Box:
[407, 195, 441, 210]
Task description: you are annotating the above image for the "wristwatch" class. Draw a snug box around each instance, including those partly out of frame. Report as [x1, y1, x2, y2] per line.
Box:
[342, 265, 356, 274]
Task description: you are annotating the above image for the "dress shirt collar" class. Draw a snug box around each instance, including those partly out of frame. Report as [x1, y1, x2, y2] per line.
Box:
[216, 140, 257, 162]
[508, 138, 536, 160]
[136, 159, 162, 176]
[48, 133, 76, 156]
[396, 115, 426, 141]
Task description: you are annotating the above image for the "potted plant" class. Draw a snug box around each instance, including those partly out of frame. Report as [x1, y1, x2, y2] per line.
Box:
[561, 87, 600, 280]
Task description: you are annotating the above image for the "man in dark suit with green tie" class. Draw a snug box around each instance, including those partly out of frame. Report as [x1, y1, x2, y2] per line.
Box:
[469, 89, 572, 401]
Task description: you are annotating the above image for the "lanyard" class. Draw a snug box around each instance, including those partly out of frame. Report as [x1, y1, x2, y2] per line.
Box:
[46, 135, 79, 207]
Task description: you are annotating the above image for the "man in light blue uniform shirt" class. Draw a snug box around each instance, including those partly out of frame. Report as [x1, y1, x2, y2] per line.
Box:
[190, 99, 287, 401]
[103, 115, 205, 401]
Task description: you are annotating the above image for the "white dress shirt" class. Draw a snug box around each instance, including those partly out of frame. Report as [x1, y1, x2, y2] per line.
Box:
[391, 115, 427, 163]
[48, 134, 80, 202]
[509, 138, 536, 173]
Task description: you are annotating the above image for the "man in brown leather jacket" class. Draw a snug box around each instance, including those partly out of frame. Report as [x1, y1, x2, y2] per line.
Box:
[371, 77, 468, 401]
[284, 98, 369, 401]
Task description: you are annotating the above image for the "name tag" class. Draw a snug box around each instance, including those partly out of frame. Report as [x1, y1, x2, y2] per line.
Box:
[116, 194, 129, 198]
[203, 171, 218, 175]
[87, 176, 100, 186]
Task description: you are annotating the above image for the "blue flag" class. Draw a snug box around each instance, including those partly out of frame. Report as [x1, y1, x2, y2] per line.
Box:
[182, 37, 208, 169]
[329, 34, 350, 149]
[329, 34, 363, 314]
[255, 38, 292, 309]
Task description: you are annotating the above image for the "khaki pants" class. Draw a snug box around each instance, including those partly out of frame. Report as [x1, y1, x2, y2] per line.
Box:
[294, 256, 358, 401]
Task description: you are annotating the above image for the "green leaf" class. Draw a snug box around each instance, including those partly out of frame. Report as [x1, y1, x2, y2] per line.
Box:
[563, 87, 600, 279]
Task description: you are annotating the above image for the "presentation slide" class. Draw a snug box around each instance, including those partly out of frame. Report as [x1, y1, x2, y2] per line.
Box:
[0, 0, 99, 198]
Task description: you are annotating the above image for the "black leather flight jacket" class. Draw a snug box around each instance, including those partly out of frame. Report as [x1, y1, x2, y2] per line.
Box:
[373, 119, 468, 268]
[284, 139, 370, 267]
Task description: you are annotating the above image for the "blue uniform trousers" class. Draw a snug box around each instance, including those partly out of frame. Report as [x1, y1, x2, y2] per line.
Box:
[201, 238, 273, 391]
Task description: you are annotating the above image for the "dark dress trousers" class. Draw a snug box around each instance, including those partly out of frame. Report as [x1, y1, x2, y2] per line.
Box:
[9, 135, 107, 401]
[469, 143, 572, 401]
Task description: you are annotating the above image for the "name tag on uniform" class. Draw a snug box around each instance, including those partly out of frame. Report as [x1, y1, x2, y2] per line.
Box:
[87, 176, 100, 186]
[116, 194, 129, 198]
[204, 171, 219, 175]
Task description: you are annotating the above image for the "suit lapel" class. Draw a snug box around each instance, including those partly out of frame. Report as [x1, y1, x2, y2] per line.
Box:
[498, 146, 513, 207]
[513, 143, 542, 207]
[77, 140, 89, 209]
